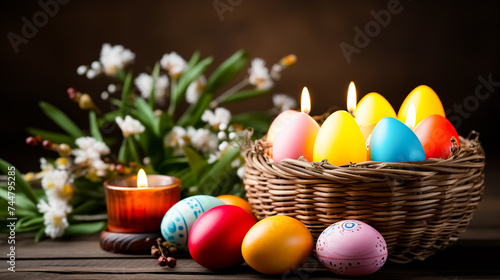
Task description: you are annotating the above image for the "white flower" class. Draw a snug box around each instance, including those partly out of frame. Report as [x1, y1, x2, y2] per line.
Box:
[101, 91, 109, 100]
[228, 132, 237, 140]
[40, 158, 54, 173]
[207, 152, 220, 164]
[248, 58, 273, 90]
[37, 199, 72, 239]
[273, 94, 297, 111]
[186, 76, 206, 104]
[217, 131, 227, 140]
[91, 61, 102, 71]
[72, 137, 110, 177]
[92, 159, 109, 177]
[231, 158, 241, 168]
[115, 115, 145, 137]
[160, 52, 187, 78]
[99, 43, 135, 76]
[107, 84, 117, 93]
[237, 166, 246, 179]
[134, 73, 170, 105]
[218, 141, 229, 152]
[86, 69, 97, 80]
[270, 63, 283, 80]
[165, 126, 189, 156]
[77, 65, 87, 75]
[201, 107, 232, 128]
[190, 128, 218, 153]
[41, 169, 73, 202]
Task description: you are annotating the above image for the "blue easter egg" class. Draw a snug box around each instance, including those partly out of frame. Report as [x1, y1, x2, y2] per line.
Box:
[369, 117, 426, 162]
[160, 195, 224, 250]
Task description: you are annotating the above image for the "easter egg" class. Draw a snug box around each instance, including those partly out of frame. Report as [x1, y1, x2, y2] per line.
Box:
[242, 215, 313, 275]
[160, 195, 224, 250]
[189, 205, 256, 269]
[355, 92, 397, 139]
[273, 112, 320, 162]
[216, 195, 253, 216]
[316, 220, 387, 277]
[313, 110, 366, 166]
[414, 114, 460, 160]
[369, 117, 426, 162]
[266, 110, 299, 145]
[398, 85, 445, 126]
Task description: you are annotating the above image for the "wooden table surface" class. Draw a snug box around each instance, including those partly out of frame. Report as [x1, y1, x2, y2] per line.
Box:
[1, 195, 500, 280]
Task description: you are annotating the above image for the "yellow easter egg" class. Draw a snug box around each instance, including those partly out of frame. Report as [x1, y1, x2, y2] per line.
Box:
[313, 110, 366, 166]
[355, 92, 396, 139]
[398, 85, 445, 126]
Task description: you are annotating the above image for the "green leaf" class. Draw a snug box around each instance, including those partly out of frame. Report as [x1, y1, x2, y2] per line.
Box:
[205, 50, 249, 93]
[34, 227, 45, 242]
[26, 127, 76, 146]
[0, 188, 38, 213]
[20, 216, 44, 227]
[172, 56, 213, 112]
[127, 137, 140, 165]
[101, 110, 121, 123]
[159, 111, 174, 136]
[220, 89, 270, 103]
[39, 102, 85, 138]
[120, 71, 133, 117]
[199, 147, 240, 194]
[149, 62, 161, 109]
[133, 98, 159, 136]
[186, 51, 201, 70]
[71, 200, 101, 215]
[64, 221, 107, 236]
[231, 112, 272, 134]
[89, 111, 103, 142]
[182, 146, 208, 181]
[0, 159, 38, 205]
[118, 137, 128, 163]
[177, 93, 213, 127]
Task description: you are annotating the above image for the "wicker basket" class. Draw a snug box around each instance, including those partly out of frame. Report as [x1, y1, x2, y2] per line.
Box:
[243, 131, 485, 264]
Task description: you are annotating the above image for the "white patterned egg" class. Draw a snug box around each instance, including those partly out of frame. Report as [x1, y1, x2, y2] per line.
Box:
[160, 195, 224, 250]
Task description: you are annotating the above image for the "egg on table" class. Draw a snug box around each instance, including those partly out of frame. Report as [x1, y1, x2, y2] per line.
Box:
[160, 195, 224, 250]
[316, 220, 387, 277]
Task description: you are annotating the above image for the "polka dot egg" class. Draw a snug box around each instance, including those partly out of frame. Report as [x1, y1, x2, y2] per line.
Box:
[316, 220, 387, 277]
[160, 195, 224, 250]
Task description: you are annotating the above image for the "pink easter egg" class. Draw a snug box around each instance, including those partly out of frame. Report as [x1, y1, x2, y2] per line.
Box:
[316, 220, 387, 277]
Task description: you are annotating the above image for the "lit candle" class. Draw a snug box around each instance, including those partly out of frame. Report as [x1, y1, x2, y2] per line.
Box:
[405, 104, 417, 130]
[104, 169, 181, 233]
[398, 85, 445, 126]
[272, 87, 320, 162]
[354, 91, 397, 140]
[347, 81, 357, 116]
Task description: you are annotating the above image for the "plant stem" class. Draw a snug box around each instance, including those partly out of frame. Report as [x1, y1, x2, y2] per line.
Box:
[211, 78, 250, 108]
[167, 78, 178, 116]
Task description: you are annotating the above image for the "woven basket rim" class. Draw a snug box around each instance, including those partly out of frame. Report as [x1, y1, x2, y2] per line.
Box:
[244, 130, 484, 175]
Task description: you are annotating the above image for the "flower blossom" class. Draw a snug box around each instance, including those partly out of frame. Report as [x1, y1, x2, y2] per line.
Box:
[99, 43, 135, 76]
[41, 169, 74, 202]
[248, 58, 273, 90]
[273, 94, 297, 111]
[116, 115, 145, 137]
[189, 128, 218, 153]
[72, 137, 110, 178]
[134, 73, 170, 105]
[37, 199, 72, 239]
[165, 126, 189, 156]
[186, 76, 206, 104]
[201, 107, 231, 129]
[160, 52, 187, 78]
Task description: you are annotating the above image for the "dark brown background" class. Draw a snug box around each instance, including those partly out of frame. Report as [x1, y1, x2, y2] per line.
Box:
[1, 0, 499, 195]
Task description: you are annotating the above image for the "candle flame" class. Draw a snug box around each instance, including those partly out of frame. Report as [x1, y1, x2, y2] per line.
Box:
[137, 169, 148, 188]
[347, 81, 357, 116]
[301, 87, 311, 114]
[406, 104, 416, 130]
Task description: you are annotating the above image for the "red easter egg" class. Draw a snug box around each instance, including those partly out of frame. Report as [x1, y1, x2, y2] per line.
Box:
[188, 205, 256, 269]
[414, 114, 460, 160]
